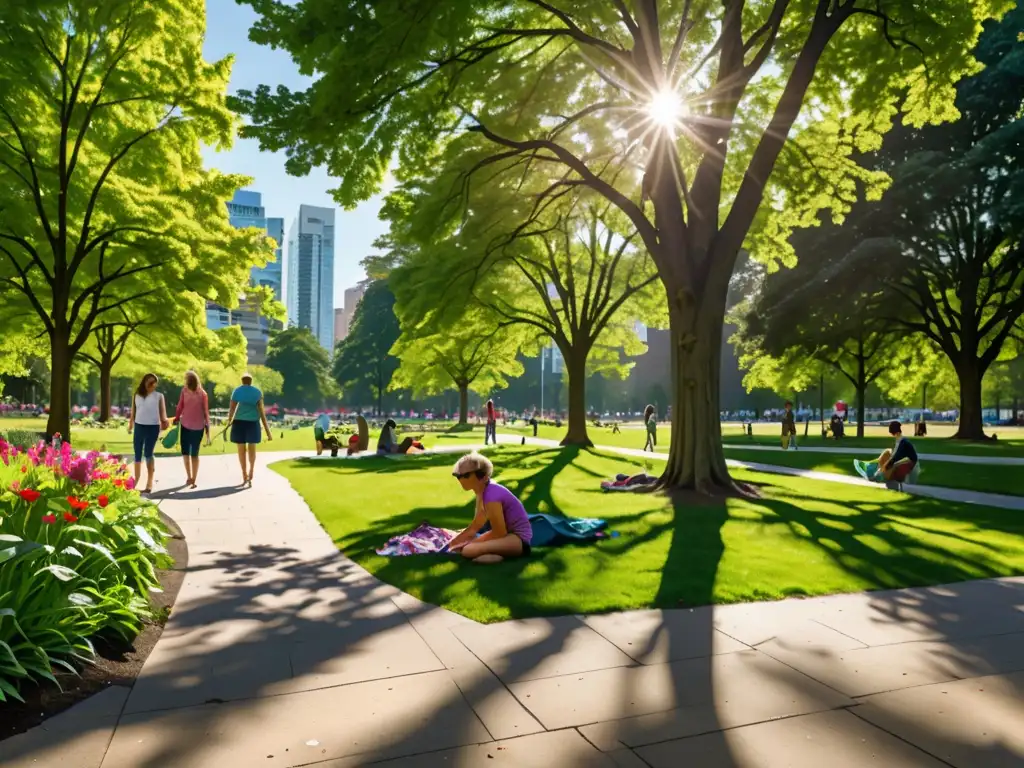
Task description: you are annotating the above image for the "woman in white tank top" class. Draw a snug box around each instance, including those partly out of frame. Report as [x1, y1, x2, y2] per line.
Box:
[128, 372, 168, 493]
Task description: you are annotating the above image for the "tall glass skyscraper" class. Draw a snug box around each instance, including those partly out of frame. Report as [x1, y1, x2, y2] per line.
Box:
[206, 190, 284, 364]
[285, 205, 335, 352]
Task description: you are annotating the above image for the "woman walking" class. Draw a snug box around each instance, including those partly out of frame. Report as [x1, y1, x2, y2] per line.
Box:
[485, 399, 497, 445]
[227, 372, 272, 486]
[128, 373, 168, 493]
[643, 404, 657, 452]
[174, 371, 211, 489]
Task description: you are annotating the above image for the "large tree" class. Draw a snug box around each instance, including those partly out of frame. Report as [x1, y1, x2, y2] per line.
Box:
[234, 0, 1005, 491]
[387, 190, 663, 444]
[333, 280, 401, 415]
[0, 0, 237, 440]
[786, 5, 1024, 439]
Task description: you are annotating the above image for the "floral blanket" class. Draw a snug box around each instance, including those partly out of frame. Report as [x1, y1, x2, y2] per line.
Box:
[376, 523, 458, 556]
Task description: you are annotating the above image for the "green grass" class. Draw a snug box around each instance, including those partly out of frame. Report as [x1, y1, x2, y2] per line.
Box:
[272, 446, 1024, 623]
[0, 416, 483, 457]
[725, 448, 1024, 497]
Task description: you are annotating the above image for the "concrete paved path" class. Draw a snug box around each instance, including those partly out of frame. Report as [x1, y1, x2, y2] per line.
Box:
[2, 449, 1023, 767]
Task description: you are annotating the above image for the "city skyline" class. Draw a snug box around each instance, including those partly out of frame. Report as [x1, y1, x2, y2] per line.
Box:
[201, 0, 391, 308]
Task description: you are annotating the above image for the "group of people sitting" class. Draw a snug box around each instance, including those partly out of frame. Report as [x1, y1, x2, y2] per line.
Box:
[313, 414, 424, 457]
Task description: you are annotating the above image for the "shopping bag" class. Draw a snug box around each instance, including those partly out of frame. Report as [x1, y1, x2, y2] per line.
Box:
[161, 423, 180, 449]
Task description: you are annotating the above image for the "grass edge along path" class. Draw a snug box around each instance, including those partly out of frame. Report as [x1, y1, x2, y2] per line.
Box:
[272, 446, 1024, 624]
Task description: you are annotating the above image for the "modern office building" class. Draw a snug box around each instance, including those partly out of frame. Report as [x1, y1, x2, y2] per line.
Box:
[286, 205, 336, 352]
[205, 190, 284, 365]
[333, 283, 366, 346]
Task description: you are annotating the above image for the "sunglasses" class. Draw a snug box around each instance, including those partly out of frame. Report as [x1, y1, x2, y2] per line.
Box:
[452, 471, 476, 479]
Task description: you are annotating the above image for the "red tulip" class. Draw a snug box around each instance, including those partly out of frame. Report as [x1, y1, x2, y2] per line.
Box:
[98, 494, 109, 508]
[66, 496, 89, 511]
[41, 513, 57, 525]
[18, 489, 41, 503]
[63, 512, 78, 523]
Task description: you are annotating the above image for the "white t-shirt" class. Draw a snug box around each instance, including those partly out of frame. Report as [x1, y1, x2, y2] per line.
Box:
[134, 392, 164, 426]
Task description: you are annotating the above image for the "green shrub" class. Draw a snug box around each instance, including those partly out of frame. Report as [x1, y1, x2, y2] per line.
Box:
[0, 437, 169, 702]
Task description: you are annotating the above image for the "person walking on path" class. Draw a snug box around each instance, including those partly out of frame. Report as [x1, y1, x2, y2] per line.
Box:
[227, 372, 272, 486]
[781, 401, 799, 450]
[174, 371, 211, 489]
[485, 399, 497, 445]
[643, 404, 657, 452]
[128, 373, 168, 494]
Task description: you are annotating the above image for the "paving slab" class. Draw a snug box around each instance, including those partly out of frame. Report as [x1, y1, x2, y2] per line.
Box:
[451, 616, 636, 683]
[103, 670, 491, 767]
[0, 686, 129, 768]
[636, 709, 949, 767]
[316, 729, 621, 766]
[854, 671, 1024, 768]
[509, 649, 853, 730]
[581, 608, 750, 664]
[760, 630, 1024, 697]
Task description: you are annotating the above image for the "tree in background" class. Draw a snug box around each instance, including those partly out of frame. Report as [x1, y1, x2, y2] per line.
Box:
[234, 0, 1004, 492]
[791, 6, 1024, 439]
[738, 223, 906, 436]
[265, 327, 332, 410]
[391, 308, 525, 426]
[0, 0, 239, 440]
[388, 189, 663, 445]
[333, 280, 401, 415]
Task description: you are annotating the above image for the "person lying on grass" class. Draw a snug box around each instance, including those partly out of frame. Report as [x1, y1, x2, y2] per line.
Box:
[447, 452, 534, 564]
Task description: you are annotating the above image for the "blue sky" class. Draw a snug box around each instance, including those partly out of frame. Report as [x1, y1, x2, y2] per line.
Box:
[201, 0, 388, 310]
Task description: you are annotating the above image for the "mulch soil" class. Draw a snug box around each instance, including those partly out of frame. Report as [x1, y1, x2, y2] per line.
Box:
[0, 511, 188, 741]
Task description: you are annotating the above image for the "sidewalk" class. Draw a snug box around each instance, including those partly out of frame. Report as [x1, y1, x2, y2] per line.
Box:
[1, 450, 1022, 767]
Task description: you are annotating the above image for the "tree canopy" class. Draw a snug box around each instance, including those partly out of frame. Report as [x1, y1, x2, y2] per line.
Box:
[265, 327, 332, 409]
[234, 0, 1009, 491]
[333, 280, 400, 414]
[0, 0, 243, 439]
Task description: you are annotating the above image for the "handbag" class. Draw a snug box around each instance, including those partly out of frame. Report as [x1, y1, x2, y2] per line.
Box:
[161, 422, 180, 449]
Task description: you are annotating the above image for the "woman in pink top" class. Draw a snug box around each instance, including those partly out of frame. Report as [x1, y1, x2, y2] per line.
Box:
[174, 370, 211, 489]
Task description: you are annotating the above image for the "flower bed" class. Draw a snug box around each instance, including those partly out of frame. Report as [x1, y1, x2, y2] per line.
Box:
[0, 437, 169, 703]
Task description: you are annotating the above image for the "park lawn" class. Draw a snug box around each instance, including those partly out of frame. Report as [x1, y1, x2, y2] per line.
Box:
[720, 427, 1024, 456]
[272, 446, 1024, 623]
[0, 416, 482, 457]
[724, 448, 1024, 498]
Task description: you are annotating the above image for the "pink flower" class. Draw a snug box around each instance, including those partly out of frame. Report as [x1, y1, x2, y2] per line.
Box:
[124, 477, 135, 490]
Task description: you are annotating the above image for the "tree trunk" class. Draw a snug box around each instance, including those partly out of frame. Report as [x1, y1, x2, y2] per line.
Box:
[660, 302, 734, 493]
[99, 359, 112, 422]
[46, 331, 73, 442]
[457, 382, 469, 426]
[953, 360, 988, 439]
[560, 348, 592, 446]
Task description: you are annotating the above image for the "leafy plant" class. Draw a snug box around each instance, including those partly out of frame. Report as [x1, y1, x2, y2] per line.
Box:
[0, 436, 169, 701]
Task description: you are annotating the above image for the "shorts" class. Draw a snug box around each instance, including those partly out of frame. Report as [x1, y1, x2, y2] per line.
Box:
[181, 426, 205, 457]
[133, 424, 160, 463]
[231, 420, 262, 445]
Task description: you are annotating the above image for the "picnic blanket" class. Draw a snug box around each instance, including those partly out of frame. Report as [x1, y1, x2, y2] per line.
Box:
[376, 514, 612, 557]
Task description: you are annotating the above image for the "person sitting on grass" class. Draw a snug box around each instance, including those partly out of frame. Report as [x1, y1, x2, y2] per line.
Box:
[376, 418, 416, 455]
[879, 420, 920, 486]
[447, 452, 533, 564]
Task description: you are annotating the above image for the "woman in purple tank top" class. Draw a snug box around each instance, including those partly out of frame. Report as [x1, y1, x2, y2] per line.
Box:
[447, 452, 533, 563]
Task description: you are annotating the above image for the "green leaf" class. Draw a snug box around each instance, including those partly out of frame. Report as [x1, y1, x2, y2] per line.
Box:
[73, 539, 117, 564]
[35, 565, 79, 582]
[0, 677, 23, 703]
